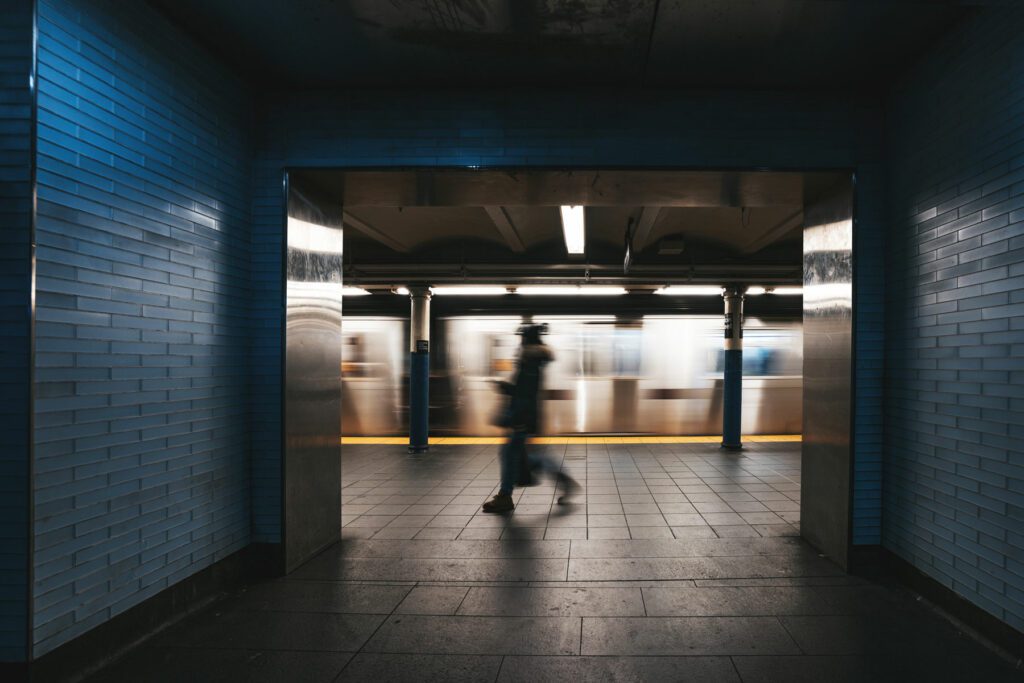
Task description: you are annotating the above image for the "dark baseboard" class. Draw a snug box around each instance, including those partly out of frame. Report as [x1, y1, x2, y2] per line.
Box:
[27, 542, 282, 683]
[883, 549, 1024, 660]
[847, 543, 885, 577]
[0, 662, 29, 681]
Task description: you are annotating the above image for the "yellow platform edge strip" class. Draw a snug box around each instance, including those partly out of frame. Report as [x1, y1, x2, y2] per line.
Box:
[342, 435, 802, 445]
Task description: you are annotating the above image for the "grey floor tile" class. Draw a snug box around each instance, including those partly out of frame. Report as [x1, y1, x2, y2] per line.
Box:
[544, 526, 587, 539]
[627, 526, 674, 539]
[338, 654, 502, 683]
[625, 513, 668, 526]
[752, 523, 799, 537]
[671, 525, 718, 538]
[458, 527, 503, 539]
[587, 514, 628, 527]
[569, 537, 807, 559]
[501, 527, 546, 539]
[458, 586, 645, 617]
[711, 524, 761, 538]
[363, 615, 581, 655]
[395, 586, 470, 615]
[641, 586, 907, 617]
[701, 512, 746, 525]
[335, 539, 570, 559]
[587, 503, 624, 514]
[87, 647, 353, 683]
[414, 527, 462, 539]
[302, 557, 569, 582]
[372, 527, 420, 539]
[568, 555, 842, 581]
[228, 581, 411, 614]
[157, 609, 384, 651]
[497, 655, 740, 682]
[581, 616, 800, 655]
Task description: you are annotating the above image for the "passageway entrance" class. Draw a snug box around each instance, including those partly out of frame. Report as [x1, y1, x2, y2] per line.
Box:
[282, 169, 855, 571]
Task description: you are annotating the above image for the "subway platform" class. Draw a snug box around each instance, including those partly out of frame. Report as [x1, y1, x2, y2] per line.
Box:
[84, 443, 1021, 682]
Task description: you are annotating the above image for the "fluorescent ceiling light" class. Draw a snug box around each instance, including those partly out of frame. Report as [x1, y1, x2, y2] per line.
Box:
[431, 286, 508, 296]
[394, 286, 410, 296]
[560, 205, 585, 254]
[656, 286, 724, 296]
[517, 286, 626, 296]
[341, 286, 371, 296]
[746, 286, 767, 295]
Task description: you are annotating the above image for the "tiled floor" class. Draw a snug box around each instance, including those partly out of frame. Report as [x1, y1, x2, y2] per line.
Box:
[85, 444, 1021, 682]
[341, 442, 802, 541]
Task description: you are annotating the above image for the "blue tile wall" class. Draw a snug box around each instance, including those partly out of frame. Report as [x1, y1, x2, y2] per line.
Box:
[251, 89, 887, 546]
[0, 0, 33, 663]
[32, 0, 252, 656]
[885, 6, 1024, 632]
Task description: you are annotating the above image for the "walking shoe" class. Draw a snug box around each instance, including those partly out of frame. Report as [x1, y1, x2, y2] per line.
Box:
[482, 494, 515, 513]
[555, 471, 580, 505]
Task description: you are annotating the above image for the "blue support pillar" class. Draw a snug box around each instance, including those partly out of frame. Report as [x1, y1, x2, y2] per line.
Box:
[721, 287, 745, 450]
[408, 287, 431, 453]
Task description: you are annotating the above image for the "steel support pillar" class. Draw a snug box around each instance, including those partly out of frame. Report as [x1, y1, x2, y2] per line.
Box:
[408, 287, 431, 453]
[721, 286, 745, 450]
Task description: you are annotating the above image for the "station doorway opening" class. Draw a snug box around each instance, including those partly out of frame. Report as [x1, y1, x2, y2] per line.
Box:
[283, 169, 854, 574]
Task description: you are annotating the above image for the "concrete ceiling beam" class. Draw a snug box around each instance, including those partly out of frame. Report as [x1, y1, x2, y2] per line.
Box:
[483, 206, 526, 253]
[343, 211, 411, 253]
[738, 208, 803, 255]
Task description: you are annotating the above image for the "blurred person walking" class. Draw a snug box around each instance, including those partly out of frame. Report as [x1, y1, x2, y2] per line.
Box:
[482, 324, 578, 513]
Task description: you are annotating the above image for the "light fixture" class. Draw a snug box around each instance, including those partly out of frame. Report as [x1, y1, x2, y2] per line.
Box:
[394, 286, 410, 296]
[746, 286, 767, 295]
[516, 286, 626, 296]
[560, 205, 585, 254]
[341, 286, 371, 296]
[430, 286, 509, 296]
[656, 286, 724, 296]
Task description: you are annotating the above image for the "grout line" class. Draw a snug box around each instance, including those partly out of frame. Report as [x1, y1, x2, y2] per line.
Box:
[453, 585, 472, 616]
[729, 655, 746, 682]
[332, 583, 416, 679]
[774, 615, 805, 655]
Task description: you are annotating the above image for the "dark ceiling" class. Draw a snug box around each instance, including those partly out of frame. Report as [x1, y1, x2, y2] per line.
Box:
[152, 0, 972, 88]
[294, 169, 840, 285]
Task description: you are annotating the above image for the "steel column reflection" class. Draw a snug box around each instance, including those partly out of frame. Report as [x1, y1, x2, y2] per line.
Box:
[284, 178, 343, 572]
[800, 177, 854, 569]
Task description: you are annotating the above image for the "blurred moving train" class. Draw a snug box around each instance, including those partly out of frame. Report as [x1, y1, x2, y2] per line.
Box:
[342, 315, 802, 436]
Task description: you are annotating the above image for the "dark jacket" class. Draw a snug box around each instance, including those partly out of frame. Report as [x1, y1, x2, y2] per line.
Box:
[504, 342, 553, 433]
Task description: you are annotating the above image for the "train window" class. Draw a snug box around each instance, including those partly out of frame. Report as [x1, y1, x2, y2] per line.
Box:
[487, 334, 517, 376]
[612, 328, 642, 377]
[710, 327, 801, 377]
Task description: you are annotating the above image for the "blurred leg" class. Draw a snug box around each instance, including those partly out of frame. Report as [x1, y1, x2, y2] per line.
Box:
[499, 430, 526, 495]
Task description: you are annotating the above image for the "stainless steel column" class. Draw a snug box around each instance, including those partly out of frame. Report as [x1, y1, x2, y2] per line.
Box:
[800, 177, 854, 569]
[408, 286, 431, 453]
[284, 179, 343, 572]
[721, 287, 744, 450]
